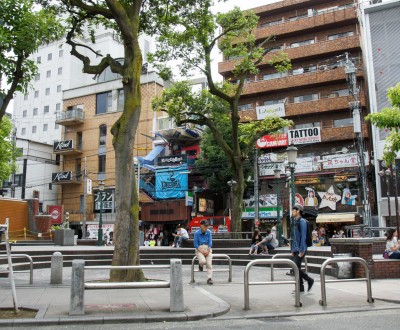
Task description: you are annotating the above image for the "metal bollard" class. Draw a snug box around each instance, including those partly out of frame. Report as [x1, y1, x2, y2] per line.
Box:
[170, 259, 184, 312]
[50, 252, 63, 284]
[69, 259, 85, 316]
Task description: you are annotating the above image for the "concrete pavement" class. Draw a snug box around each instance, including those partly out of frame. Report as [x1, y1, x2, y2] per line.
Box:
[0, 247, 399, 326]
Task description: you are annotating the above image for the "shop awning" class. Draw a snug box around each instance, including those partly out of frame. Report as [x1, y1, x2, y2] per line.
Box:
[316, 213, 356, 223]
[137, 145, 164, 165]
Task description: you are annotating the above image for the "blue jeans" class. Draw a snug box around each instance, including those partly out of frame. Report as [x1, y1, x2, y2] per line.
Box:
[389, 251, 400, 259]
[174, 236, 188, 247]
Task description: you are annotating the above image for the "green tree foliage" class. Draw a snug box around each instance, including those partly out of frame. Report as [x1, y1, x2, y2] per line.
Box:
[151, 4, 292, 232]
[0, 116, 18, 182]
[366, 82, 400, 165]
[0, 0, 64, 123]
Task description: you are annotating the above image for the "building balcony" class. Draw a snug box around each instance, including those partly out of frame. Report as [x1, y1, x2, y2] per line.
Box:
[320, 125, 369, 142]
[55, 109, 84, 126]
[253, 5, 357, 41]
[237, 93, 368, 122]
[53, 140, 82, 155]
[219, 35, 360, 75]
[52, 171, 82, 185]
[240, 67, 363, 96]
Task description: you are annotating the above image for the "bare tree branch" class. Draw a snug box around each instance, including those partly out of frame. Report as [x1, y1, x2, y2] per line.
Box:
[62, 0, 114, 19]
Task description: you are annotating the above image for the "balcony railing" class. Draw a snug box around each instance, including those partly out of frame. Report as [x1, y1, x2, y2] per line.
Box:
[55, 109, 85, 126]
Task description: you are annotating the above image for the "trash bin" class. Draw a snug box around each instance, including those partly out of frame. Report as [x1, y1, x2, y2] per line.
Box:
[333, 253, 353, 279]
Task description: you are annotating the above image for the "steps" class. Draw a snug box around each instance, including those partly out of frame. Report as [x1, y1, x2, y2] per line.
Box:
[0, 246, 337, 277]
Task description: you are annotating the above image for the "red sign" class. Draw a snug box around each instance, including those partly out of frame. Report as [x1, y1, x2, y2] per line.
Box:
[256, 134, 289, 149]
[295, 193, 304, 207]
[47, 205, 63, 224]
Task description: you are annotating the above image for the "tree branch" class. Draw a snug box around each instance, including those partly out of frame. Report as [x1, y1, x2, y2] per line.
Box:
[62, 0, 114, 19]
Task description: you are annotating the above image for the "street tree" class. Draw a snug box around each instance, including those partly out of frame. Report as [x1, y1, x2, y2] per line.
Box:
[39, 0, 215, 281]
[0, 0, 64, 124]
[366, 82, 400, 166]
[151, 5, 292, 232]
[0, 116, 18, 183]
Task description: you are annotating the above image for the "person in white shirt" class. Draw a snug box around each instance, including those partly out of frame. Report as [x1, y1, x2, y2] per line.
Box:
[386, 228, 400, 259]
[172, 224, 189, 248]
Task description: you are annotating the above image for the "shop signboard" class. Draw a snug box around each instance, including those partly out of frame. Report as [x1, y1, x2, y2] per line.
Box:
[94, 189, 114, 212]
[259, 163, 285, 176]
[198, 198, 214, 214]
[288, 127, 321, 145]
[294, 177, 321, 185]
[256, 103, 285, 120]
[256, 134, 289, 149]
[157, 154, 187, 166]
[322, 152, 369, 169]
[155, 165, 188, 199]
[244, 194, 277, 207]
[53, 140, 73, 152]
[52, 171, 72, 182]
[86, 224, 114, 241]
[47, 205, 63, 224]
[295, 156, 321, 173]
[242, 207, 283, 219]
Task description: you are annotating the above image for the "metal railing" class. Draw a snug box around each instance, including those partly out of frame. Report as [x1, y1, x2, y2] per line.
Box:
[270, 253, 308, 282]
[319, 257, 374, 306]
[56, 108, 84, 122]
[0, 254, 33, 285]
[244, 259, 302, 310]
[190, 254, 232, 284]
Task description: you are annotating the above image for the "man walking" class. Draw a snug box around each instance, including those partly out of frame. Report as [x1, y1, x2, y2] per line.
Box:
[291, 204, 314, 294]
[193, 219, 213, 285]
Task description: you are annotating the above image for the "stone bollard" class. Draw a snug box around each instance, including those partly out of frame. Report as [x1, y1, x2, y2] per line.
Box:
[50, 252, 63, 284]
[169, 258, 184, 312]
[70, 259, 85, 316]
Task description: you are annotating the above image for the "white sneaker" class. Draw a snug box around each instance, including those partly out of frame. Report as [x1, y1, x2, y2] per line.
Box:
[291, 290, 305, 295]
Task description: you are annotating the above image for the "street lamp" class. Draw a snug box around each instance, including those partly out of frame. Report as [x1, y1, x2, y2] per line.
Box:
[286, 144, 298, 208]
[97, 180, 105, 246]
[273, 165, 283, 246]
[227, 180, 237, 226]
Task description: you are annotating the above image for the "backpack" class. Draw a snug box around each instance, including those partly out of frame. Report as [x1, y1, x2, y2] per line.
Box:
[297, 218, 313, 247]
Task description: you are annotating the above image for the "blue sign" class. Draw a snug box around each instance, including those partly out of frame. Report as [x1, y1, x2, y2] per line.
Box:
[155, 165, 188, 199]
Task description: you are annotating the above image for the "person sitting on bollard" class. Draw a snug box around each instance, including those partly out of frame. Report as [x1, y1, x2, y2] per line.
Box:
[386, 228, 400, 259]
[249, 228, 263, 255]
[194, 220, 213, 285]
[172, 224, 189, 248]
[256, 228, 278, 255]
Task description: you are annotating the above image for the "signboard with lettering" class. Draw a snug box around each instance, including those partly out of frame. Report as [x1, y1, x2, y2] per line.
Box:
[288, 127, 321, 145]
[256, 103, 285, 120]
[256, 134, 289, 149]
[259, 163, 285, 177]
[295, 156, 321, 173]
[294, 177, 321, 185]
[53, 140, 73, 152]
[52, 171, 72, 182]
[157, 154, 187, 166]
[244, 194, 277, 207]
[242, 207, 283, 219]
[94, 189, 114, 212]
[322, 152, 369, 169]
[47, 205, 63, 224]
[155, 165, 188, 199]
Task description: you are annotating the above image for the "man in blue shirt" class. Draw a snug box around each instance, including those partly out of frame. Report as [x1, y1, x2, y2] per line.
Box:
[194, 219, 213, 285]
[291, 204, 314, 294]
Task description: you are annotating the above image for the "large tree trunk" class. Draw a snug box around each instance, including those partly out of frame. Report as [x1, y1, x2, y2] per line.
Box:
[110, 46, 144, 282]
[230, 158, 245, 235]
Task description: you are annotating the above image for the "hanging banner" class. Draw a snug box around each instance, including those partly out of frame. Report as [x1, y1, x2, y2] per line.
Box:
[256, 103, 285, 120]
[288, 127, 321, 145]
[256, 134, 289, 149]
[155, 165, 188, 199]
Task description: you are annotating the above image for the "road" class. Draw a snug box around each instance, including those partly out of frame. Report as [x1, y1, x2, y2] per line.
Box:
[5, 308, 399, 330]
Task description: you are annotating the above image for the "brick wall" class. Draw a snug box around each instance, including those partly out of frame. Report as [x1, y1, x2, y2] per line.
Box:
[374, 260, 400, 279]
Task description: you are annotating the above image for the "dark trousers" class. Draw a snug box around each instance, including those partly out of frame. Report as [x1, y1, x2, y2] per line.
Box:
[293, 251, 312, 290]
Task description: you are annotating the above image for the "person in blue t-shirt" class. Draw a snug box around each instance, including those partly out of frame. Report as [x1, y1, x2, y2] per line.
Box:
[291, 204, 314, 294]
[193, 219, 213, 285]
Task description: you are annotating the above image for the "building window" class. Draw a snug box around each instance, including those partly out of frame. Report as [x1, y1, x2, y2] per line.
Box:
[295, 122, 320, 129]
[56, 103, 61, 111]
[98, 155, 106, 173]
[44, 105, 49, 114]
[37, 56, 41, 63]
[34, 90, 39, 98]
[332, 89, 349, 97]
[96, 91, 112, 114]
[117, 89, 125, 111]
[46, 70, 51, 78]
[333, 118, 353, 127]
[328, 31, 354, 41]
[264, 99, 285, 106]
[57, 85, 61, 92]
[43, 124, 48, 131]
[32, 126, 37, 134]
[238, 103, 253, 111]
[33, 108, 38, 116]
[45, 88, 50, 95]
[23, 110, 27, 118]
[293, 93, 318, 103]
[290, 39, 315, 48]
[48, 53, 52, 61]
[99, 125, 107, 146]
[58, 67, 62, 75]
[21, 128, 26, 135]
[24, 94, 28, 101]
[35, 74, 40, 81]
[263, 72, 285, 80]
[59, 49, 63, 57]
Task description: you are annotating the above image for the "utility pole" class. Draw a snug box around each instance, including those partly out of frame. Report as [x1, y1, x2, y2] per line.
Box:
[82, 156, 87, 239]
[254, 148, 259, 230]
[344, 53, 372, 229]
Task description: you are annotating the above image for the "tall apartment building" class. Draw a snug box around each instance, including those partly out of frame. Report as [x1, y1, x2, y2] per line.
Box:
[361, 0, 400, 227]
[219, 0, 372, 233]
